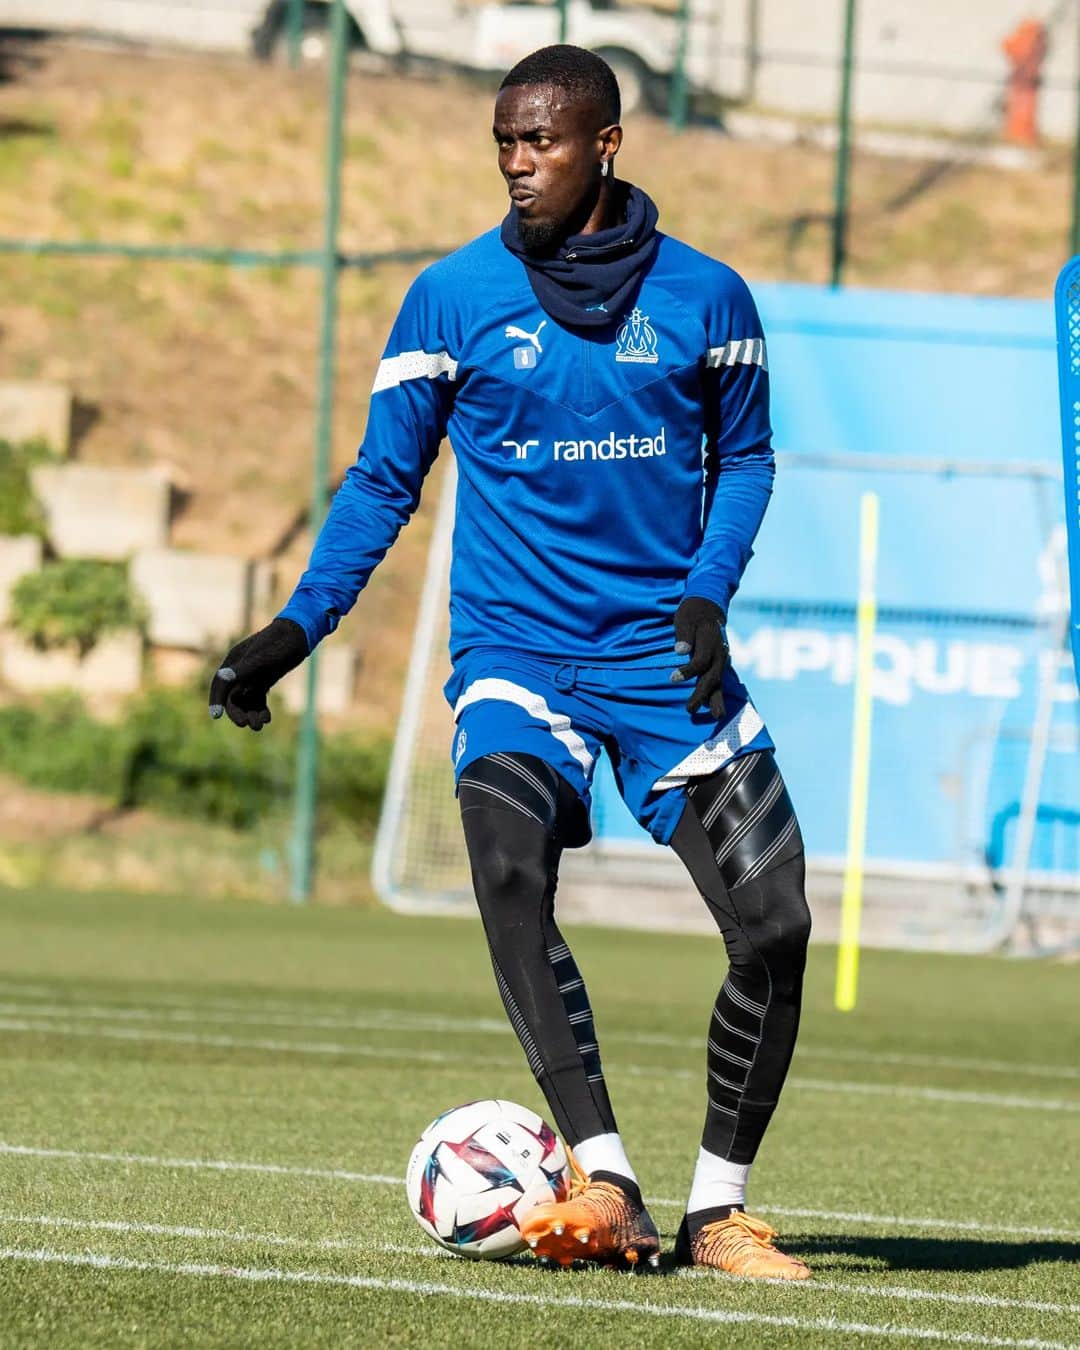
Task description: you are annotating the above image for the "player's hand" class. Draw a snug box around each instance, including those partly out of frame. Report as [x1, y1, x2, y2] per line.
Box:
[208, 617, 309, 731]
[670, 597, 729, 719]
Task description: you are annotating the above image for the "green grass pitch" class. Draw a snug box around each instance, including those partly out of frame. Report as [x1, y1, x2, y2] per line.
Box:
[0, 885, 1077, 1348]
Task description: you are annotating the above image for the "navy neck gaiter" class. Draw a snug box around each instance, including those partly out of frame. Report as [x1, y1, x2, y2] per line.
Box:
[500, 181, 660, 330]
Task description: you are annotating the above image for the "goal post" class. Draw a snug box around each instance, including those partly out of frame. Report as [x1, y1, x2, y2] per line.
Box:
[372, 451, 1078, 952]
[372, 460, 472, 913]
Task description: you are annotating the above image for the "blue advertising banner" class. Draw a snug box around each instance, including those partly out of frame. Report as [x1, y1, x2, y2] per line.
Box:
[592, 282, 1079, 876]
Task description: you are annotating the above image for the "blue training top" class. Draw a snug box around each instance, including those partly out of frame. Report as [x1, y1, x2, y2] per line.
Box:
[279, 226, 774, 663]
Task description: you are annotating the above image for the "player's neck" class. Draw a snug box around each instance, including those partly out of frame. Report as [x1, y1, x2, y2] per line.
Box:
[562, 178, 624, 242]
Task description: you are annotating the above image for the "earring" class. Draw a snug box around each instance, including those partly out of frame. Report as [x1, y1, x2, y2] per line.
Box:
[601, 160, 610, 177]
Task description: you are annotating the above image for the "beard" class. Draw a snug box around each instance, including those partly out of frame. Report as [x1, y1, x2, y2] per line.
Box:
[517, 213, 564, 253]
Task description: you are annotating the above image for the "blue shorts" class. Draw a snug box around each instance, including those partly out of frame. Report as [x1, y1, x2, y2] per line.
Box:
[444, 649, 773, 847]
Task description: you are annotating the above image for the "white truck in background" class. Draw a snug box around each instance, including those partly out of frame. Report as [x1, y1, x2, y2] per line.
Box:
[254, 1, 684, 114]
[2, 1, 690, 114]
[5, 2, 1058, 137]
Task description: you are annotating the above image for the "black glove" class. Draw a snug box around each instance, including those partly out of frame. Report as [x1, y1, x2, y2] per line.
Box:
[670, 596, 729, 719]
[208, 617, 309, 731]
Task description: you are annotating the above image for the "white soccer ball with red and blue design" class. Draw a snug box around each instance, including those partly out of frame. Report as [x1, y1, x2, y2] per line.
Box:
[405, 1099, 569, 1259]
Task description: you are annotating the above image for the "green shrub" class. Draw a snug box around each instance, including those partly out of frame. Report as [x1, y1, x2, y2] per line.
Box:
[121, 685, 302, 830]
[0, 685, 390, 834]
[0, 438, 52, 537]
[10, 559, 146, 656]
[119, 685, 389, 830]
[0, 694, 126, 799]
[320, 733, 390, 830]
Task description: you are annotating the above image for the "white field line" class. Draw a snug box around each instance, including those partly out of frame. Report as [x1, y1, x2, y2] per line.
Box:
[0, 1214, 433, 1258]
[0, 1141, 398, 1184]
[3, 1142, 1079, 1242]
[0, 1247, 1074, 1350]
[795, 1046, 1080, 1083]
[0, 993, 1076, 1084]
[3, 1014, 1076, 1115]
[675, 1266, 1080, 1317]
[785, 1077, 1080, 1114]
[0, 1017, 459, 1066]
[754, 1205, 1080, 1242]
[0, 1000, 509, 1038]
[3, 1214, 1076, 1318]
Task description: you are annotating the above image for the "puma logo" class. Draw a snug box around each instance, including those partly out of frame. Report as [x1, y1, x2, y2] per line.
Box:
[504, 319, 547, 354]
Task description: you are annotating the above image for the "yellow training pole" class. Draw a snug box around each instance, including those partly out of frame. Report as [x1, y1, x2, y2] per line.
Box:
[835, 491, 880, 1012]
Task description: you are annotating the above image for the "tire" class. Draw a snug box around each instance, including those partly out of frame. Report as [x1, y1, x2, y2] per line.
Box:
[252, 1, 362, 64]
[594, 47, 658, 117]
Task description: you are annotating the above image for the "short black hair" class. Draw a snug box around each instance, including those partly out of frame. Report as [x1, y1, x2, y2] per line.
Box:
[499, 45, 620, 124]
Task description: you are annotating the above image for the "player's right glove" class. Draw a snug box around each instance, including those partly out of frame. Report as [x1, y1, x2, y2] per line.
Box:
[208, 617, 308, 731]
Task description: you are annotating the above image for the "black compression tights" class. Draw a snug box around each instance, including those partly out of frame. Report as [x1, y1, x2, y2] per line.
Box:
[459, 749, 810, 1165]
[671, 750, 812, 1164]
[458, 752, 616, 1147]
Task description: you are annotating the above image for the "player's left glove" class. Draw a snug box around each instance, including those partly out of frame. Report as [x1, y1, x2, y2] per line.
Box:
[670, 596, 729, 719]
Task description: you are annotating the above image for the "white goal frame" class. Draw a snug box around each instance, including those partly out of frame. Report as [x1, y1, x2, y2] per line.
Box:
[372, 458, 1079, 953]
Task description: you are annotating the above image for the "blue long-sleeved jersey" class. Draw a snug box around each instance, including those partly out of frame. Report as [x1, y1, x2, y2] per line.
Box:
[279, 227, 774, 662]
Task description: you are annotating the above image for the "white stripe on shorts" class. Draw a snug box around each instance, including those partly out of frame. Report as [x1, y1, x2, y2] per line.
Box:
[453, 678, 594, 774]
[651, 702, 765, 792]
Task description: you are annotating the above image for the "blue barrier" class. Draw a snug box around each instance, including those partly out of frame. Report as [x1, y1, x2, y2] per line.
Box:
[593, 281, 1078, 876]
[1054, 257, 1080, 688]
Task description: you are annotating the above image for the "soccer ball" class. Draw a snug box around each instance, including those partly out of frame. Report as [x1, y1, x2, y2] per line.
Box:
[405, 1099, 570, 1259]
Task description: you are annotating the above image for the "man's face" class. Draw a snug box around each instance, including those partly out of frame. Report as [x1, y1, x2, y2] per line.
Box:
[493, 83, 618, 251]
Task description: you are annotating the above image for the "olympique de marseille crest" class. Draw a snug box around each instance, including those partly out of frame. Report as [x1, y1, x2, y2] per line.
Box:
[615, 307, 660, 364]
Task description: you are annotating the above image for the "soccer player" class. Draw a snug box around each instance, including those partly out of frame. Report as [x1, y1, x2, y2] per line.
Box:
[210, 45, 811, 1279]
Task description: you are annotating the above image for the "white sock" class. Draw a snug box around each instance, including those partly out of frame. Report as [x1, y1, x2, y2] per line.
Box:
[572, 1132, 638, 1185]
[686, 1147, 750, 1214]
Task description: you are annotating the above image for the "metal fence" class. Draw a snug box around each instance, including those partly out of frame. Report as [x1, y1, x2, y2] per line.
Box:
[1, 2, 435, 901]
[10, 0, 1080, 271]
[1, 0, 1077, 910]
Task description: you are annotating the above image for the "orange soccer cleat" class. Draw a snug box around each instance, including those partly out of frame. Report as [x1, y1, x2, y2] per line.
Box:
[674, 1209, 810, 1280]
[519, 1153, 660, 1269]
